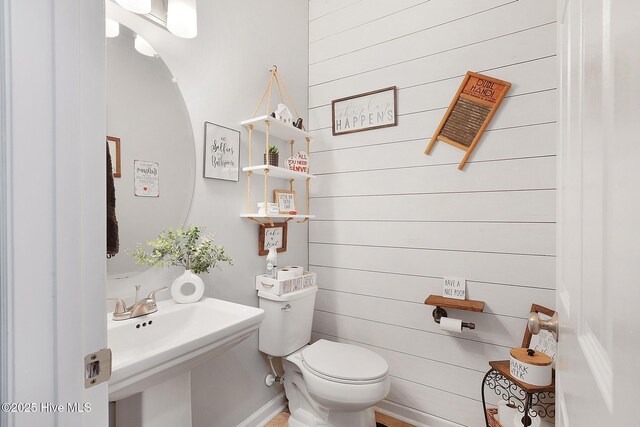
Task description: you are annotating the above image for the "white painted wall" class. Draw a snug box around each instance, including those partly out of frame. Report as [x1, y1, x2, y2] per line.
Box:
[106, 1, 309, 426]
[308, 1, 557, 426]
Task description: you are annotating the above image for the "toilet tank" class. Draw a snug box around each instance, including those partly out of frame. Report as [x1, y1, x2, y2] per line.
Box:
[258, 285, 318, 356]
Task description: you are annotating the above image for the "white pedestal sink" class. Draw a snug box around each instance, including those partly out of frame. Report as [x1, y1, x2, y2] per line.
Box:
[108, 297, 264, 426]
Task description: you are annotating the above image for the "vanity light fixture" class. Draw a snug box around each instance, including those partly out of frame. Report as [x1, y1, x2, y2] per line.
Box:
[134, 34, 158, 57]
[115, 0, 151, 15]
[105, 18, 120, 38]
[167, 0, 198, 39]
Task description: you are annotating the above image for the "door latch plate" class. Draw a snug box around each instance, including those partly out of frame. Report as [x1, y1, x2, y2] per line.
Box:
[84, 348, 112, 388]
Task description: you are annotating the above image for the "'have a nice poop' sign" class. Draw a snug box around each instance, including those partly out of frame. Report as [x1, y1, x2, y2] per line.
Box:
[286, 152, 309, 173]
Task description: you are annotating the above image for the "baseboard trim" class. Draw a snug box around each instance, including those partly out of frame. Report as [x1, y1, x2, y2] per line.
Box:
[375, 400, 463, 427]
[237, 392, 287, 427]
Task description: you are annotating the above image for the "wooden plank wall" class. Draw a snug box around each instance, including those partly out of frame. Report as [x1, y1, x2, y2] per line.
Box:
[307, 0, 557, 425]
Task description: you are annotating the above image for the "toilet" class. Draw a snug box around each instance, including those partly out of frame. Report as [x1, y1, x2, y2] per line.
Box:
[258, 285, 390, 427]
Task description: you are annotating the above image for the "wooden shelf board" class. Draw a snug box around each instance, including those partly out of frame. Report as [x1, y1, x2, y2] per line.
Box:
[489, 360, 555, 394]
[243, 165, 315, 180]
[241, 115, 310, 141]
[424, 295, 485, 312]
[241, 213, 315, 220]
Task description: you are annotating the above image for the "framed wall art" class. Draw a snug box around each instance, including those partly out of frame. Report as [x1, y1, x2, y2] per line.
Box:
[107, 135, 121, 178]
[258, 221, 288, 256]
[332, 86, 397, 136]
[203, 122, 240, 182]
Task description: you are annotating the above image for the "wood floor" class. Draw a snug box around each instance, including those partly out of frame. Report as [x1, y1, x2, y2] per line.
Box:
[265, 409, 415, 427]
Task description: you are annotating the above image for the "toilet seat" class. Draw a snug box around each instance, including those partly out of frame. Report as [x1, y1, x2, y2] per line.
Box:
[301, 340, 388, 384]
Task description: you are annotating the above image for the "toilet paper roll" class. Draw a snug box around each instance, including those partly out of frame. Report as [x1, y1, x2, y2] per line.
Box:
[285, 266, 304, 277]
[497, 400, 518, 427]
[171, 270, 205, 304]
[277, 268, 297, 280]
[439, 317, 463, 332]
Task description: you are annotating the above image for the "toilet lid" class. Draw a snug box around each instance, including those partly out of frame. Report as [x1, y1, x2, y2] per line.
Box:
[301, 340, 388, 382]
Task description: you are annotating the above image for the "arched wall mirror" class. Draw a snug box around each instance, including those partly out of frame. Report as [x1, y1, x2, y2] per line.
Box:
[106, 22, 195, 279]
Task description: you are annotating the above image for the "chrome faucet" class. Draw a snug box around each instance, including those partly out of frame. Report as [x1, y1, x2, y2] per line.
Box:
[107, 285, 168, 321]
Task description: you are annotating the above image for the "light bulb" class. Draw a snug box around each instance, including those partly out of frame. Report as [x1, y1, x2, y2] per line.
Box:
[115, 0, 151, 15]
[134, 35, 158, 57]
[167, 0, 197, 39]
[105, 19, 120, 38]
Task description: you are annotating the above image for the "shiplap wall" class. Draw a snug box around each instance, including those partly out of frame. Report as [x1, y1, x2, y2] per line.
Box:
[307, 1, 556, 426]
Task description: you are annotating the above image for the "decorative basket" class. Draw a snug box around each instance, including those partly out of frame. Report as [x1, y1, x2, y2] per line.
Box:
[264, 153, 279, 167]
[256, 272, 316, 296]
[486, 408, 504, 427]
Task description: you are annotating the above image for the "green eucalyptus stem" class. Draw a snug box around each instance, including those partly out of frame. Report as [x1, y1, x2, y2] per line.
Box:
[127, 225, 233, 275]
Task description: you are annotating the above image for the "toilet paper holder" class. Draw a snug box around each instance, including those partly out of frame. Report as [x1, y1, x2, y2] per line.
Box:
[432, 306, 475, 330]
[424, 295, 485, 330]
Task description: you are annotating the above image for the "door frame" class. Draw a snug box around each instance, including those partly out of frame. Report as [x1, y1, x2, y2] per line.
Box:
[1, 0, 107, 426]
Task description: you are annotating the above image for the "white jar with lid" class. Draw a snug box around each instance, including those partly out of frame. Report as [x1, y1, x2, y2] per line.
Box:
[509, 348, 553, 387]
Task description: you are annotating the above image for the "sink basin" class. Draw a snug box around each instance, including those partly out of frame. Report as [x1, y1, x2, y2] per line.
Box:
[108, 297, 264, 401]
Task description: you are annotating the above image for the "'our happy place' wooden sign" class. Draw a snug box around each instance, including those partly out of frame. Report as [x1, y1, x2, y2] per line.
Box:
[425, 72, 511, 170]
[332, 86, 397, 136]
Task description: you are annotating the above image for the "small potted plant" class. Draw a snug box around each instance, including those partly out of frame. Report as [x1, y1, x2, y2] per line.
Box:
[128, 225, 233, 303]
[264, 145, 279, 167]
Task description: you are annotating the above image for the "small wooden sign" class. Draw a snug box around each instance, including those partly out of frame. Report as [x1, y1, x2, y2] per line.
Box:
[285, 151, 309, 173]
[258, 221, 288, 256]
[443, 276, 466, 300]
[274, 190, 296, 214]
[425, 72, 511, 170]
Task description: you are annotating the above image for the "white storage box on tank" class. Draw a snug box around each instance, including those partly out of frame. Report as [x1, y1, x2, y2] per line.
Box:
[258, 285, 318, 356]
[255, 271, 316, 296]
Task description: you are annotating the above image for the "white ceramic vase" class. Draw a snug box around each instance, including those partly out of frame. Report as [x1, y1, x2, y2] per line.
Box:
[171, 269, 204, 303]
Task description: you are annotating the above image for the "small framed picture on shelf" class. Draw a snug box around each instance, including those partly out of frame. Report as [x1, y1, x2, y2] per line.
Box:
[258, 221, 288, 256]
[274, 190, 296, 214]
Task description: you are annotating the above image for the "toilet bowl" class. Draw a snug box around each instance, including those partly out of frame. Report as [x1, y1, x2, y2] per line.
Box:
[284, 340, 390, 426]
[258, 286, 390, 426]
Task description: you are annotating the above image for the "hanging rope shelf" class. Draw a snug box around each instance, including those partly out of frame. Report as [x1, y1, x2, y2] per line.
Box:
[240, 65, 315, 226]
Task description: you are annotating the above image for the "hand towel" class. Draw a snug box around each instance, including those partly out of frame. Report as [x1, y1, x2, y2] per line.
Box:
[106, 140, 119, 257]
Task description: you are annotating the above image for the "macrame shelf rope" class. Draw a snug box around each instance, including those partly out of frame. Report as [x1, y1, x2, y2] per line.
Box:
[243, 65, 313, 226]
[252, 65, 307, 132]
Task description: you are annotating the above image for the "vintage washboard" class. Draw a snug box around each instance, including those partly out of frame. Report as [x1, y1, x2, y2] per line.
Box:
[425, 71, 511, 170]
